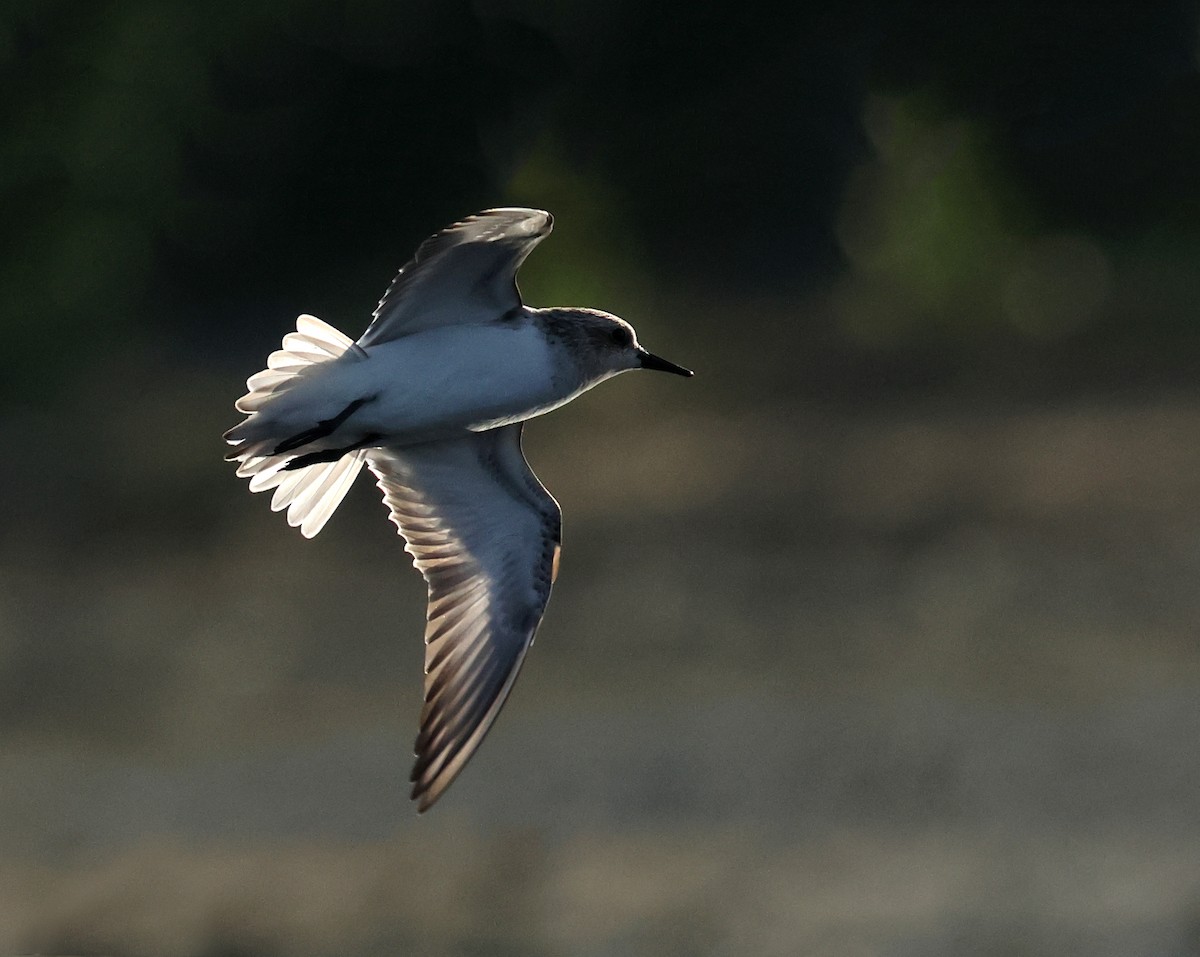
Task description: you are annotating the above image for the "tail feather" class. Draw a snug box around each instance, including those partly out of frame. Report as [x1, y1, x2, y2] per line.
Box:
[270, 468, 314, 511]
[267, 449, 368, 538]
[232, 314, 363, 414]
[225, 314, 368, 537]
[301, 450, 369, 538]
[246, 455, 293, 490]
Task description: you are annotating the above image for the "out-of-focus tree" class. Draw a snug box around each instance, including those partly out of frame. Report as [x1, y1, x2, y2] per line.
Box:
[3, 0, 1199, 402]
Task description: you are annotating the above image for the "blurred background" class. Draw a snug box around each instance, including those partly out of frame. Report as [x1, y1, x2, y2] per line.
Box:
[4, 0, 1200, 953]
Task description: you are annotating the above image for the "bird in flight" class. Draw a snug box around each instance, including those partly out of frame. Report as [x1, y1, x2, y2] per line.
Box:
[224, 208, 692, 810]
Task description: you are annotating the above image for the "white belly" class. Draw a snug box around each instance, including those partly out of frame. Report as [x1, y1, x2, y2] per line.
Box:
[350, 323, 564, 441]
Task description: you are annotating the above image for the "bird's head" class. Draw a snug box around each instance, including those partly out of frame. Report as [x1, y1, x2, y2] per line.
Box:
[540, 308, 693, 385]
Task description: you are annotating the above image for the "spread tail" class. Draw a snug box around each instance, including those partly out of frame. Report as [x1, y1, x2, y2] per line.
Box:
[224, 314, 368, 538]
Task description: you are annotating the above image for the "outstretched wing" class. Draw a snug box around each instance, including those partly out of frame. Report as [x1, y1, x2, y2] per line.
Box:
[359, 208, 553, 347]
[366, 424, 562, 811]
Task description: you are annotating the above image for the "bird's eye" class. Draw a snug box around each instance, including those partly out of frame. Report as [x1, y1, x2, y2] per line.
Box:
[609, 328, 631, 347]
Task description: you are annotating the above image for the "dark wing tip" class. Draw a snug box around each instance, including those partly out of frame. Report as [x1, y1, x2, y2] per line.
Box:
[407, 666, 508, 812]
[412, 781, 435, 813]
[409, 763, 455, 813]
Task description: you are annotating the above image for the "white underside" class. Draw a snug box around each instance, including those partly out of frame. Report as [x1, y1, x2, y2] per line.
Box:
[225, 314, 578, 537]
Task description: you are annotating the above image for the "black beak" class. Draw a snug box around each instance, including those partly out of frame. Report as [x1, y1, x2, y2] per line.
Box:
[638, 349, 694, 377]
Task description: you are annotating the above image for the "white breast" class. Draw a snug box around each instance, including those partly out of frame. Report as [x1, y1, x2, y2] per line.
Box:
[355, 323, 566, 441]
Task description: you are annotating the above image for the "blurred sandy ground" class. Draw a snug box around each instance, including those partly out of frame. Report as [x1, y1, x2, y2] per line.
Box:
[2, 324, 1200, 956]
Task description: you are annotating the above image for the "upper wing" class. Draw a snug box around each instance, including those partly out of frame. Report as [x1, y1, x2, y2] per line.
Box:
[366, 423, 562, 811]
[358, 208, 553, 347]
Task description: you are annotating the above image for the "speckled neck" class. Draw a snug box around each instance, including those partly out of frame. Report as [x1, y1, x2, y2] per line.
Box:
[530, 307, 616, 388]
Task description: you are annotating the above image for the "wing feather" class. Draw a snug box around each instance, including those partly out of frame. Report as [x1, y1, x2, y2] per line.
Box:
[366, 423, 561, 811]
[357, 208, 552, 347]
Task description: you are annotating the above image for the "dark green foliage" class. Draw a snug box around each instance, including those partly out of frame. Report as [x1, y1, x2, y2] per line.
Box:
[3, 0, 1199, 400]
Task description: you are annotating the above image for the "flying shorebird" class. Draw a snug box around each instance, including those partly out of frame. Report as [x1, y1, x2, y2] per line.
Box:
[224, 207, 692, 811]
